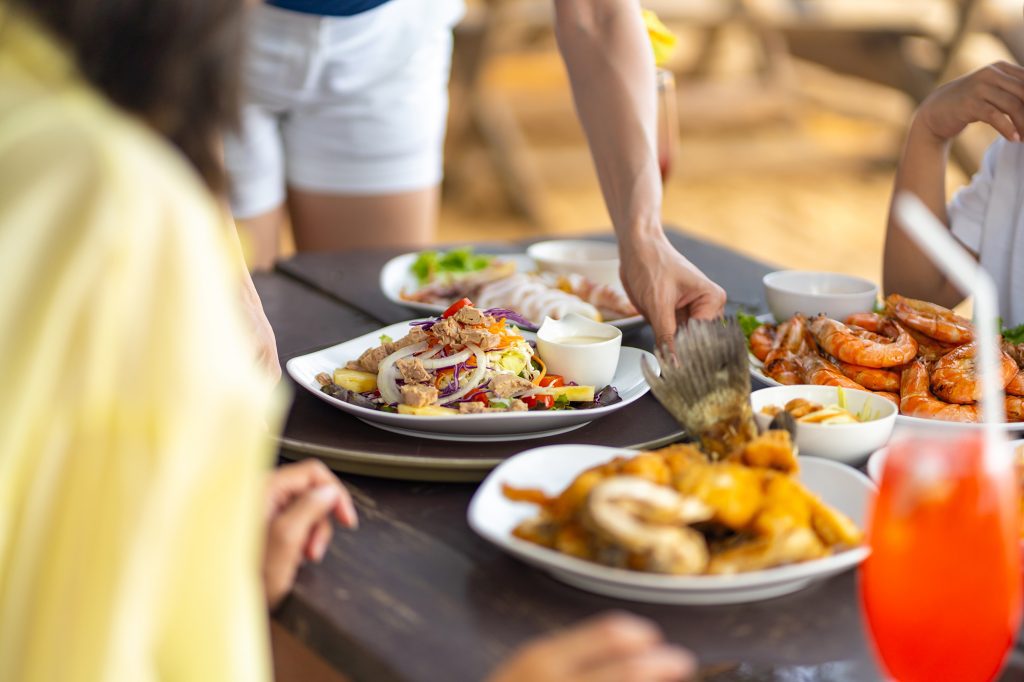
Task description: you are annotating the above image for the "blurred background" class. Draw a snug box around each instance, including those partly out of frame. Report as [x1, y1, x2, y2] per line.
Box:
[291, 0, 1024, 284]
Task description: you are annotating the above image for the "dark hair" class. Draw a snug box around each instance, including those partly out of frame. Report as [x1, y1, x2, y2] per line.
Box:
[16, 0, 245, 193]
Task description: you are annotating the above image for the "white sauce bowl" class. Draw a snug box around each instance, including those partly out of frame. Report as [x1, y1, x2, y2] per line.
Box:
[750, 384, 897, 465]
[527, 239, 621, 287]
[763, 270, 878, 322]
[536, 314, 622, 388]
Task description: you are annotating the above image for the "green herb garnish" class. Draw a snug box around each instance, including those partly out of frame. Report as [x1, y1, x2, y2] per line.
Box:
[553, 394, 572, 410]
[410, 247, 494, 285]
[737, 312, 763, 340]
[1003, 322, 1024, 345]
[379, 334, 393, 344]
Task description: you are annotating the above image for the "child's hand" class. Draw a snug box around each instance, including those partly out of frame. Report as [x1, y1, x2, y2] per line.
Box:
[262, 459, 358, 610]
[918, 61, 1024, 142]
[487, 612, 695, 682]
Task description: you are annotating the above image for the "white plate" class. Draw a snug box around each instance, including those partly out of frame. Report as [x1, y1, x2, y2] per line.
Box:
[866, 438, 1024, 483]
[285, 321, 656, 441]
[468, 445, 873, 604]
[379, 252, 646, 330]
[748, 314, 1024, 432]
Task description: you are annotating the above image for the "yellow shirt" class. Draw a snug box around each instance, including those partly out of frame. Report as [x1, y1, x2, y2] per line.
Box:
[0, 10, 279, 681]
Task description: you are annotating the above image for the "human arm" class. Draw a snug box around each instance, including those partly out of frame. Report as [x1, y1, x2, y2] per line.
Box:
[487, 612, 695, 682]
[884, 62, 1024, 304]
[263, 459, 358, 610]
[552, 0, 725, 346]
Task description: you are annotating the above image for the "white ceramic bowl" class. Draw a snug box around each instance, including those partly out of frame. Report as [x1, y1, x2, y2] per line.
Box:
[763, 270, 878, 322]
[750, 385, 897, 464]
[526, 239, 620, 287]
[536, 314, 622, 388]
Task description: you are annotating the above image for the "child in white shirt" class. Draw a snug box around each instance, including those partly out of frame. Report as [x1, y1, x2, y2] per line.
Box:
[885, 60, 1024, 325]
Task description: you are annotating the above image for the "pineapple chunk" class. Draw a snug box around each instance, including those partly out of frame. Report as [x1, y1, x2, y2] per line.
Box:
[540, 385, 595, 402]
[333, 368, 377, 393]
[397, 404, 458, 416]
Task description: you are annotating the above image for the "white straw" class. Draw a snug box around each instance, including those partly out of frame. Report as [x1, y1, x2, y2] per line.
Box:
[894, 193, 1003, 456]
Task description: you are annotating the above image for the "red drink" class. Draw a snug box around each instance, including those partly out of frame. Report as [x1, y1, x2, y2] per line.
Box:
[861, 434, 1021, 681]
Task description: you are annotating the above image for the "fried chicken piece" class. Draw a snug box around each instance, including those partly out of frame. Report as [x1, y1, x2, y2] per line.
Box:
[731, 430, 799, 474]
[672, 461, 765, 530]
[707, 527, 827, 575]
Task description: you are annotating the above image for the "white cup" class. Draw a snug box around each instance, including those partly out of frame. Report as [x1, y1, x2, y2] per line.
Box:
[536, 314, 622, 388]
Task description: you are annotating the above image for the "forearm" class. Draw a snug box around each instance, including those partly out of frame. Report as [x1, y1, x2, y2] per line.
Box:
[883, 114, 961, 306]
[553, 0, 664, 249]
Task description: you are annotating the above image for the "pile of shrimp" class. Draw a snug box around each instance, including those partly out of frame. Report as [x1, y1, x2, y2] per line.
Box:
[503, 433, 862, 576]
[750, 293, 1024, 423]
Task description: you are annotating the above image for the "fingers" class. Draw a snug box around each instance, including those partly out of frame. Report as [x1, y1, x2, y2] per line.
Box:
[981, 88, 1024, 140]
[268, 459, 358, 529]
[578, 645, 696, 682]
[530, 612, 663, 671]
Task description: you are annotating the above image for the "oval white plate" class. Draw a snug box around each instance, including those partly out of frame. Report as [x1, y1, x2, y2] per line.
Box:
[749, 314, 1024, 432]
[285, 322, 656, 441]
[379, 252, 645, 330]
[468, 445, 873, 604]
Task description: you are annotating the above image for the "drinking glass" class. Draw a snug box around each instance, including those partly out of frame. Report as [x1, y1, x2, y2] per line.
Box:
[656, 68, 678, 184]
[860, 433, 1021, 681]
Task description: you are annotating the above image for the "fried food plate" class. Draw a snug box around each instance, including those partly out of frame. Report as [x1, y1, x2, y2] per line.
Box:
[286, 322, 656, 442]
[469, 444, 872, 604]
[748, 314, 1024, 432]
[379, 252, 646, 331]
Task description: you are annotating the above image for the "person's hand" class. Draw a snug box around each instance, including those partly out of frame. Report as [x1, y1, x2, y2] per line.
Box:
[487, 612, 695, 682]
[918, 61, 1024, 142]
[620, 231, 726, 349]
[263, 459, 358, 610]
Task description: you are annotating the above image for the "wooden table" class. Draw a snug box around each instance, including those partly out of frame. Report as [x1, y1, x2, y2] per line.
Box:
[256, 231, 1024, 681]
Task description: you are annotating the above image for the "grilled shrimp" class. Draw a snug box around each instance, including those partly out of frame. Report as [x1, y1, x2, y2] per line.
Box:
[799, 352, 867, 390]
[844, 312, 888, 332]
[764, 316, 810, 385]
[837, 361, 901, 392]
[905, 326, 958, 362]
[810, 314, 918, 368]
[929, 343, 1019, 404]
[1006, 371, 1024, 397]
[900, 360, 979, 422]
[873, 391, 900, 406]
[1006, 396, 1024, 422]
[886, 294, 973, 344]
[750, 324, 776, 363]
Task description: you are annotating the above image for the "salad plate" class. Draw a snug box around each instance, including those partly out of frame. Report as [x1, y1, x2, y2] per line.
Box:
[285, 321, 656, 442]
[469, 445, 873, 604]
[379, 251, 646, 331]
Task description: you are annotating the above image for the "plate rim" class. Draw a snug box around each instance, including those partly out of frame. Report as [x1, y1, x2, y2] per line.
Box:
[468, 445, 873, 594]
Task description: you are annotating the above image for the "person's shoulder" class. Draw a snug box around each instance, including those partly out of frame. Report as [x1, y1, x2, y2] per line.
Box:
[0, 81, 212, 218]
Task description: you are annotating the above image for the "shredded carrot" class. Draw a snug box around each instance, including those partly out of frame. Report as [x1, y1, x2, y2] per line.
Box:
[487, 317, 507, 333]
[532, 355, 547, 385]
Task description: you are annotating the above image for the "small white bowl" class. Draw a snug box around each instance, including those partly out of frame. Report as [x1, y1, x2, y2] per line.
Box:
[527, 239, 620, 287]
[763, 270, 878, 322]
[750, 385, 897, 465]
[536, 314, 622, 388]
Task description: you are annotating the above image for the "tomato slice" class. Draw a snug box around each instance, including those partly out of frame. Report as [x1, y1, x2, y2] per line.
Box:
[523, 394, 554, 410]
[442, 297, 473, 318]
[538, 375, 564, 388]
[466, 389, 490, 404]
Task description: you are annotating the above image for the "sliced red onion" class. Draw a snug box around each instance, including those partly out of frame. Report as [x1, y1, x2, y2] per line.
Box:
[483, 308, 534, 328]
[436, 344, 488, 405]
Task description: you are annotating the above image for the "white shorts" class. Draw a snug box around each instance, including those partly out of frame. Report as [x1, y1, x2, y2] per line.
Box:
[224, 0, 465, 218]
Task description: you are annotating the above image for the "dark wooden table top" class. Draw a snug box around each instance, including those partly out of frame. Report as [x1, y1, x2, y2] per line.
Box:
[254, 232, 1024, 682]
